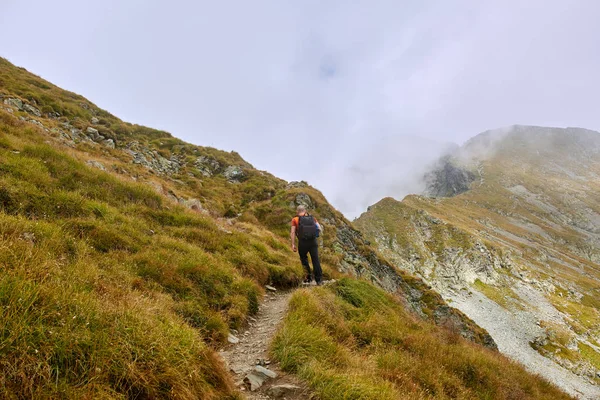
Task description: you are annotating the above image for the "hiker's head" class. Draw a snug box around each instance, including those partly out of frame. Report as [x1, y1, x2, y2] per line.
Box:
[296, 205, 307, 216]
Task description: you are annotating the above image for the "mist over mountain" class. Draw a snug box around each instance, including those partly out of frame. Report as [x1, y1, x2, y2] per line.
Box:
[317, 134, 455, 218]
[357, 125, 600, 398]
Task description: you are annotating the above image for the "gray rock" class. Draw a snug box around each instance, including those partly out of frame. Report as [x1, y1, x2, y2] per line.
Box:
[244, 371, 266, 391]
[294, 193, 313, 209]
[102, 139, 115, 149]
[223, 165, 245, 182]
[244, 366, 278, 391]
[27, 119, 44, 129]
[91, 117, 100, 124]
[195, 155, 221, 176]
[23, 103, 41, 117]
[3, 98, 23, 110]
[183, 198, 203, 212]
[125, 141, 181, 175]
[86, 160, 106, 171]
[254, 365, 277, 379]
[287, 181, 308, 189]
[265, 285, 277, 292]
[86, 126, 102, 141]
[227, 333, 240, 344]
[267, 384, 302, 398]
[424, 155, 476, 197]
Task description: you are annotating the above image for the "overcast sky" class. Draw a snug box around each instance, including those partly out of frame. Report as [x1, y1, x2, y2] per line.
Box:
[2, 1, 600, 217]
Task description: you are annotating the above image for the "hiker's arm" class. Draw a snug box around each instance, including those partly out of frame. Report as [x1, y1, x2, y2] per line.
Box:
[290, 226, 296, 251]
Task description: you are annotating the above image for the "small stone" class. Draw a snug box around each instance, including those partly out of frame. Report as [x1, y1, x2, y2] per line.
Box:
[254, 365, 277, 379]
[266, 285, 277, 292]
[91, 117, 99, 124]
[86, 160, 106, 171]
[227, 333, 240, 344]
[102, 138, 115, 149]
[267, 384, 302, 398]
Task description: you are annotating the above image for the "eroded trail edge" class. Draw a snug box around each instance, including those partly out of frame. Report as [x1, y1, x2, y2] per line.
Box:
[219, 289, 309, 399]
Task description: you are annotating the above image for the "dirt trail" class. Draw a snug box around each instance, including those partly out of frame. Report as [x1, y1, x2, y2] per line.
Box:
[219, 289, 311, 399]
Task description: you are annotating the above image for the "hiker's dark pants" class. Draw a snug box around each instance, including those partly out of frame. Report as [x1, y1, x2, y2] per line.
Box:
[298, 238, 322, 283]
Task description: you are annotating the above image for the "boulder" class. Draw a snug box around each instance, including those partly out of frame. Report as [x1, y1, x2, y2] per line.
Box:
[125, 142, 181, 175]
[102, 139, 115, 149]
[23, 103, 41, 117]
[91, 117, 100, 124]
[294, 193, 313, 209]
[195, 155, 221, 176]
[286, 181, 308, 189]
[223, 165, 245, 182]
[3, 98, 23, 110]
[86, 126, 102, 141]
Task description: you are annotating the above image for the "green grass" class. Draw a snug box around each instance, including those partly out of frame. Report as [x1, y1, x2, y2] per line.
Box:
[272, 278, 571, 400]
[0, 57, 577, 399]
[473, 279, 526, 311]
[0, 115, 307, 398]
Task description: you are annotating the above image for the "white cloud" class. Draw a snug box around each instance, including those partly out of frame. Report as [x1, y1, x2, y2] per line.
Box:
[2, 0, 600, 217]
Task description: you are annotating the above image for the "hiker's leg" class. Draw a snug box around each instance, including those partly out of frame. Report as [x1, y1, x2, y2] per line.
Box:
[298, 240, 312, 281]
[308, 240, 322, 283]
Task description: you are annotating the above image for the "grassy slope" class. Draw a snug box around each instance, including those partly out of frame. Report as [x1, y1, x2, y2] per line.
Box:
[272, 278, 570, 400]
[356, 133, 600, 380]
[0, 58, 571, 398]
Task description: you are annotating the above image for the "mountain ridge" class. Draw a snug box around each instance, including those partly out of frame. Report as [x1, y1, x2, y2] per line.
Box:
[0, 57, 573, 399]
[357, 125, 600, 398]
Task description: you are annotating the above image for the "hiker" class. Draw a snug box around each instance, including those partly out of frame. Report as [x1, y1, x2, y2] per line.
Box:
[290, 205, 323, 285]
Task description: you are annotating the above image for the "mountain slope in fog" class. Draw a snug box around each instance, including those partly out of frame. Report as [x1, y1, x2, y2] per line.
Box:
[357, 125, 600, 398]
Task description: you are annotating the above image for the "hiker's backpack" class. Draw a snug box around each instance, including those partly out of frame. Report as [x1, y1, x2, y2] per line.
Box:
[297, 215, 317, 240]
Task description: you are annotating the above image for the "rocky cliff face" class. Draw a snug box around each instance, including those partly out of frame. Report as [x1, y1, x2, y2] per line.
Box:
[356, 125, 600, 399]
[424, 155, 477, 197]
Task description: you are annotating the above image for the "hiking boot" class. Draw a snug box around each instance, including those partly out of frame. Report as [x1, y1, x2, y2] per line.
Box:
[316, 280, 323, 286]
[302, 277, 313, 285]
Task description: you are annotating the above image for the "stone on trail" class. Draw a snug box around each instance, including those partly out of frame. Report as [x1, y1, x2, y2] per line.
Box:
[243, 366, 277, 391]
[227, 333, 240, 344]
[265, 285, 277, 292]
[267, 384, 302, 398]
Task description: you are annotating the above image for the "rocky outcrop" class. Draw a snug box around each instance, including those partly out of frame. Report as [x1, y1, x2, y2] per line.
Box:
[23, 103, 41, 117]
[333, 222, 497, 349]
[424, 156, 476, 197]
[223, 165, 245, 182]
[195, 155, 221, 177]
[125, 141, 180, 175]
[3, 97, 23, 110]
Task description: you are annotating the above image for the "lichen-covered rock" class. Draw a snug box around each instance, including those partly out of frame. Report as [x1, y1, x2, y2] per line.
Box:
[194, 155, 221, 176]
[294, 193, 313, 209]
[102, 138, 115, 149]
[91, 117, 99, 124]
[3, 97, 23, 110]
[125, 141, 180, 175]
[286, 181, 308, 189]
[23, 103, 41, 117]
[223, 165, 245, 182]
